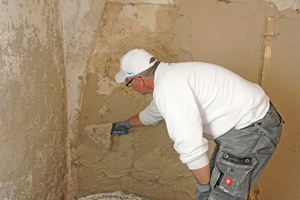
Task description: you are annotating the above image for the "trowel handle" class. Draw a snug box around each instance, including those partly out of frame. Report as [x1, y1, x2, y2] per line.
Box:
[111, 130, 131, 136]
[111, 121, 132, 136]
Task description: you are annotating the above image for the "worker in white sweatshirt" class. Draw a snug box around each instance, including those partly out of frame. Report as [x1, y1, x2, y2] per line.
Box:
[111, 49, 284, 200]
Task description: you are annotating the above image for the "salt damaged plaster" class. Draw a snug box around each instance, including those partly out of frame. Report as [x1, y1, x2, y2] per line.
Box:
[0, 0, 67, 199]
[60, 0, 106, 199]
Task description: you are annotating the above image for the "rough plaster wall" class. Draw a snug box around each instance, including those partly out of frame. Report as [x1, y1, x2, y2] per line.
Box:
[60, 0, 106, 199]
[78, 2, 199, 200]
[174, 0, 300, 199]
[0, 0, 67, 199]
[265, 0, 300, 11]
[172, 0, 279, 83]
[78, 0, 300, 200]
[254, 16, 300, 200]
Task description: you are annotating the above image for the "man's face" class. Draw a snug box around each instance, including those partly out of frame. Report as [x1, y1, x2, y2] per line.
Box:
[125, 77, 151, 95]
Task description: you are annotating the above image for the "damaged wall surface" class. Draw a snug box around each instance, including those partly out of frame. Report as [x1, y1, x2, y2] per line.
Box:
[78, 0, 300, 200]
[60, 0, 106, 199]
[0, 0, 68, 199]
[78, 2, 192, 199]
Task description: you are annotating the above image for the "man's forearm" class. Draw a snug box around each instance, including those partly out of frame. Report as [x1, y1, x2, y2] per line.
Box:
[190, 163, 211, 184]
[128, 113, 145, 127]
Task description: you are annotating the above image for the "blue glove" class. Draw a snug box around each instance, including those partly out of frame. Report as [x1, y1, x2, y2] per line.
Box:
[111, 120, 132, 136]
[195, 182, 211, 200]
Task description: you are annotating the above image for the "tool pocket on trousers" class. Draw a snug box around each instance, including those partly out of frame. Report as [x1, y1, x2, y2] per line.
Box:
[210, 152, 257, 199]
[251, 120, 283, 154]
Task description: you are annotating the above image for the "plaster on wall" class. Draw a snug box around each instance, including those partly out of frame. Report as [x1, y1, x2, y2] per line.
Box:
[78, 2, 193, 199]
[79, 0, 300, 200]
[1, 0, 298, 198]
[60, 0, 106, 199]
[174, 0, 300, 199]
[265, 0, 300, 11]
[0, 0, 67, 199]
[78, 123, 195, 199]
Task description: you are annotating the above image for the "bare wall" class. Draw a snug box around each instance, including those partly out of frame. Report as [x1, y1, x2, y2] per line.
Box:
[0, 0, 67, 199]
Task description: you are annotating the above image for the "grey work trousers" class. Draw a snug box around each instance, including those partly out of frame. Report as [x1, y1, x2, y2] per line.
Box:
[208, 102, 284, 200]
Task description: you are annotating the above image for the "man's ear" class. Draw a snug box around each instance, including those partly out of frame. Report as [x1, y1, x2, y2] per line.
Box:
[135, 77, 145, 87]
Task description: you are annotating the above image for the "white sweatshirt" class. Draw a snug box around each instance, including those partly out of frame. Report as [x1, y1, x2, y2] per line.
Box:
[139, 62, 270, 170]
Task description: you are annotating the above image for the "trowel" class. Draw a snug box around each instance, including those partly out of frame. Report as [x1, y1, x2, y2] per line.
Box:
[109, 123, 130, 150]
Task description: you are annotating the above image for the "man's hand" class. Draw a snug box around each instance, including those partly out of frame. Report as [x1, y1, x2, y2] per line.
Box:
[111, 119, 132, 136]
[195, 182, 211, 200]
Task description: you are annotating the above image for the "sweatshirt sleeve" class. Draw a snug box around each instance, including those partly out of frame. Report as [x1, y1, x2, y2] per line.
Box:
[139, 100, 164, 125]
[155, 89, 209, 170]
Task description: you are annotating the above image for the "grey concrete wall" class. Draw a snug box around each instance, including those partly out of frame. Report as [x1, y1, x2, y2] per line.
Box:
[0, 0, 68, 199]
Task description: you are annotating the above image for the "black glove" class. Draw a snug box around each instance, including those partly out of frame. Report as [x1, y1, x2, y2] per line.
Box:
[195, 182, 211, 200]
[111, 120, 132, 136]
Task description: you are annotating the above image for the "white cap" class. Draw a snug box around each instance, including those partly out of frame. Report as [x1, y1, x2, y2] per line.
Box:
[115, 49, 156, 83]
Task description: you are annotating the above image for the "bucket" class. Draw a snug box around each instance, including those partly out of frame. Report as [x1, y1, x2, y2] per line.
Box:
[78, 191, 149, 200]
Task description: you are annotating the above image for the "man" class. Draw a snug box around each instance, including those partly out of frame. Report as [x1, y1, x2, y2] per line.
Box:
[111, 49, 284, 200]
